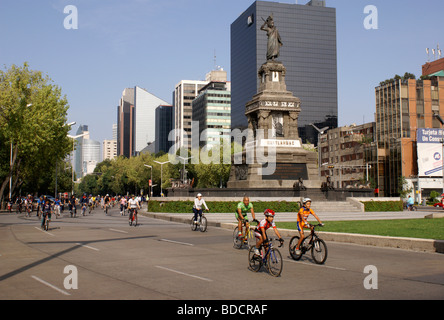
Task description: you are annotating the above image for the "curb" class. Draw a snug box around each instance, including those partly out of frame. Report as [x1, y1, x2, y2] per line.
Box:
[142, 212, 444, 254]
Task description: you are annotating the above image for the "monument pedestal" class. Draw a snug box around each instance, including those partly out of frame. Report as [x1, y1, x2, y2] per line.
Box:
[228, 60, 321, 189]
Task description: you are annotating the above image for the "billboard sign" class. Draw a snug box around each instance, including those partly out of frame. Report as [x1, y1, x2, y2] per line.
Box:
[417, 128, 444, 177]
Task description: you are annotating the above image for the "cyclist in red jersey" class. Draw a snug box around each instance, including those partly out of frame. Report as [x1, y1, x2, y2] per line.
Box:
[253, 209, 283, 256]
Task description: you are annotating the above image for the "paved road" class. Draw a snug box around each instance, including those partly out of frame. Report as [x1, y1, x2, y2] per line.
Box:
[0, 206, 443, 301]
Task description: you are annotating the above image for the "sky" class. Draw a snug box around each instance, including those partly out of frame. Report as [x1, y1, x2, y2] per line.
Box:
[1, 0, 443, 145]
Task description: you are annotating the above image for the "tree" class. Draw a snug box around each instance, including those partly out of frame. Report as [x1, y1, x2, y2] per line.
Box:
[0, 63, 72, 205]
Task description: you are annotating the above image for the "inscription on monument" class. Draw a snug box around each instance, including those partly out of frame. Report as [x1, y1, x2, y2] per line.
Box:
[262, 163, 308, 180]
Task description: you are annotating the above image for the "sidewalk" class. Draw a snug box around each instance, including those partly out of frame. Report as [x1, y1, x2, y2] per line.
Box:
[142, 209, 444, 254]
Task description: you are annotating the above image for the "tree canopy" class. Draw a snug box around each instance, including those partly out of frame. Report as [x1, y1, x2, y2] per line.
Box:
[0, 63, 73, 204]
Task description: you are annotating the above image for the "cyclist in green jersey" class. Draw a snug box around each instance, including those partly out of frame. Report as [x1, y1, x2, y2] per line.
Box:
[235, 196, 258, 238]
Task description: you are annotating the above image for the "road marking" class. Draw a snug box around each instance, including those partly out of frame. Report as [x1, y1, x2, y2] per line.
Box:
[283, 258, 347, 271]
[156, 266, 213, 282]
[31, 275, 71, 296]
[159, 239, 194, 246]
[34, 227, 55, 236]
[75, 243, 99, 251]
[109, 228, 128, 234]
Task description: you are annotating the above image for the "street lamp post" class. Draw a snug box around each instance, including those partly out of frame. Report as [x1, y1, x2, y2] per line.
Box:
[310, 123, 329, 179]
[143, 164, 153, 197]
[154, 160, 170, 197]
[177, 156, 193, 184]
[68, 132, 87, 195]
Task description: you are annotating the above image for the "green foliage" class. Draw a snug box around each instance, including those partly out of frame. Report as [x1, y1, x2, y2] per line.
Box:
[147, 200, 299, 213]
[362, 200, 403, 212]
[0, 63, 72, 202]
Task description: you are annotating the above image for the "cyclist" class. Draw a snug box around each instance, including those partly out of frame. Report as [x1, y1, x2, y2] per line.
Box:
[128, 195, 140, 223]
[104, 194, 111, 213]
[295, 198, 324, 255]
[193, 193, 209, 224]
[253, 209, 284, 256]
[120, 195, 128, 216]
[54, 197, 61, 218]
[41, 199, 52, 229]
[80, 194, 88, 215]
[406, 195, 414, 211]
[235, 196, 258, 239]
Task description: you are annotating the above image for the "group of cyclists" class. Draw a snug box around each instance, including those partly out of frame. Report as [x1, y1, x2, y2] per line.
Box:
[192, 194, 324, 257]
[10, 193, 143, 230]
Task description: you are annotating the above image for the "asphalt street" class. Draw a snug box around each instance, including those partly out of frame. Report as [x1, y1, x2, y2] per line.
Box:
[0, 206, 443, 301]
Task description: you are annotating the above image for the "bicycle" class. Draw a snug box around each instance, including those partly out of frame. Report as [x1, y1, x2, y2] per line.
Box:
[403, 202, 417, 211]
[128, 208, 138, 226]
[42, 213, 51, 231]
[81, 204, 87, 216]
[233, 220, 256, 249]
[248, 237, 283, 277]
[289, 224, 328, 264]
[190, 212, 207, 232]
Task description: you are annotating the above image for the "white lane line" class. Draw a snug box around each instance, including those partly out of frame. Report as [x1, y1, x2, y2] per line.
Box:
[34, 227, 55, 236]
[31, 275, 71, 296]
[283, 258, 347, 271]
[109, 228, 128, 234]
[75, 243, 100, 251]
[156, 266, 213, 282]
[159, 239, 194, 246]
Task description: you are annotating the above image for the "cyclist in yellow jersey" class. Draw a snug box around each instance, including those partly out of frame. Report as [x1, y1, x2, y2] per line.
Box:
[295, 198, 323, 255]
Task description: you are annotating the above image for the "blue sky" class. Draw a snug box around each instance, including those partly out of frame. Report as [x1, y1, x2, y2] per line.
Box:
[1, 0, 443, 144]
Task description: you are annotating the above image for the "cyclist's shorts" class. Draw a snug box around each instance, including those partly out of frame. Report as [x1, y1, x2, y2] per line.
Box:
[297, 221, 308, 232]
[235, 211, 249, 221]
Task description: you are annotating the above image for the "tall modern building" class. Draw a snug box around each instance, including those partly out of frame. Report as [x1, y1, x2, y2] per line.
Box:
[73, 125, 101, 179]
[117, 87, 169, 157]
[231, 0, 338, 144]
[134, 86, 169, 154]
[117, 88, 135, 158]
[173, 80, 208, 150]
[192, 80, 231, 148]
[155, 104, 174, 153]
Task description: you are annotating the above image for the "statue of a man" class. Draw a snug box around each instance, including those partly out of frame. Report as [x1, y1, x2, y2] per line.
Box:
[260, 14, 283, 61]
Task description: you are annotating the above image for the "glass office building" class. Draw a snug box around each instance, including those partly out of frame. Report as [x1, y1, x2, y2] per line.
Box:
[231, 0, 338, 144]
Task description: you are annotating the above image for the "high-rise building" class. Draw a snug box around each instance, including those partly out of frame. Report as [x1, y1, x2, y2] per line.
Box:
[192, 80, 231, 148]
[155, 104, 174, 153]
[103, 139, 117, 161]
[73, 125, 101, 179]
[117, 87, 169, 157]
[134, 86, 169, 154]
[117, 88, 134, 158]
[230, 0, 338, 144]
[173, 80, 208, 150]
[375, 70, 444, 197]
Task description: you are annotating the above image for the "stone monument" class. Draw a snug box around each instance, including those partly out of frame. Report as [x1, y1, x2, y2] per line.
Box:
[228, 14, 321, 189]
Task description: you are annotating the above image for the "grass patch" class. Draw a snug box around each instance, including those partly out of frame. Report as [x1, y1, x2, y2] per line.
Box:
[147, 200, 298, 213]
[276, 219, 444, 240]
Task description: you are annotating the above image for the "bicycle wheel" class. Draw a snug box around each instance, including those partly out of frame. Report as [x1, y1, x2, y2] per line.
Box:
[134, 214, 138, 227]
[248, 246, 262, 272]
[289, 236, 303, 260]
[45, 217, 49, 231]
[199, 216, 207, 232]
[190, 216, 197, 231]
[267, 248, 283, 277]
[311, 239, 328, 264]
[233, 226, 242, 249]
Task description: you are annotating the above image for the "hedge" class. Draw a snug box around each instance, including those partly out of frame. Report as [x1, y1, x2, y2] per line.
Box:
[147, 200, 299, 213]
[362, 200, 403, 212]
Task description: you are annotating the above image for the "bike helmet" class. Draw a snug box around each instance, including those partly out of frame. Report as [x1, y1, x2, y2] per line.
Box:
[302, 198, 312, 205]
[264, 209, 275, 217]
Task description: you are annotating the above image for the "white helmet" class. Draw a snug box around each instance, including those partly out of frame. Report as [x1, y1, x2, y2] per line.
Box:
[197, 193, 202, 197]
[302, 198, 312, 205]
